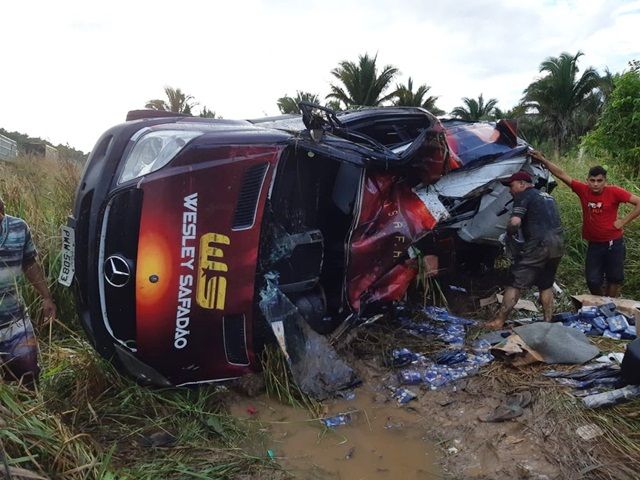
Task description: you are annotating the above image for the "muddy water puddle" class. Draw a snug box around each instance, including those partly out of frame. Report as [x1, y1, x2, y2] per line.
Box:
[230, 387, 441, 479]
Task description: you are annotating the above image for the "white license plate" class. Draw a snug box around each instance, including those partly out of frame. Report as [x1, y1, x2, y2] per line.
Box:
[58, 225, 75, 287]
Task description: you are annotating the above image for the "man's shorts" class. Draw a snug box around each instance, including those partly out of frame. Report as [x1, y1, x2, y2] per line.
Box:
[0, 315, 40, 382]
[586, 238, 625, 288]
[509, 239, 563, 291]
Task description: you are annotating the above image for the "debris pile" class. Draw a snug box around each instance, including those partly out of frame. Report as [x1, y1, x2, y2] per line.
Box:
[555, 302, 636, 340]
[259, 272, 359, 399]
[544, 337, 640, 408]
[388, 306, 494, 393]
[489, 322, 600, 366]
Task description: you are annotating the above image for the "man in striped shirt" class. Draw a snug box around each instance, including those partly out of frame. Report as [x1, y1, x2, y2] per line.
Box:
[0, 196, 56, 386]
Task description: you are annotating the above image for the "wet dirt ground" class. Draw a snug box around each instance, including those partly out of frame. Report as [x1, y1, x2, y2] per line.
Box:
[225, 343, 595, 480]
[224, 282, 639, 479]
[227, 357, 575, 480]
[224, 286, 625, 480]
[229, 387, 441, 479]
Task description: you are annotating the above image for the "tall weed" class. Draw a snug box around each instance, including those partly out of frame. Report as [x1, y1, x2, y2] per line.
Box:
[1, 157, 269, 479]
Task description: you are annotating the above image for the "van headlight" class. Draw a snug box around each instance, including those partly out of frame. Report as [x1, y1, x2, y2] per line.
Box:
[119, 129, 203, 184]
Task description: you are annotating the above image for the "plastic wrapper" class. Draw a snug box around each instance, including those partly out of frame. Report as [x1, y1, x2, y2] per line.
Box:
[592, 316, 608, 330]
[579, 306, 599, 319]
[387, 347, 424, 368]
[563, 320, 592, 334]
[622, 325, 637, 340]
[423, 306, 477, 326]
[607, 314, 629, 333]
[397, 352, 492, 389]
[321, 414, 352, 428]
[582, 385, 640, 408]
[434, 349, 468, 365]
[602, 329, 622, 340]
[258, 272, 359, 399]
[472, 339, 492, 353]
[597, 302, 618, 318]
[392, 387, 418, 404]
[555, 304, 636, 340]
[391, 306, 493, 390]
[553, 312, 580, 323]
[544, 363, 619, 379]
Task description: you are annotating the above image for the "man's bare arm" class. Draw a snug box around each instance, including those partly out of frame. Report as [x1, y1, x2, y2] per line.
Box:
[23, 259, 57, 320]
[529, 150, 573, 187]
[614, 194, 640, 230]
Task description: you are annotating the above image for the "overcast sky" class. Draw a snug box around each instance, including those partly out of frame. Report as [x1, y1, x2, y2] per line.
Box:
[1, 0, 638, 153]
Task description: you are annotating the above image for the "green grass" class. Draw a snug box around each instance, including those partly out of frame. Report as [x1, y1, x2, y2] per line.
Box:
[553, 152, 640, 298]
[261, 346, 322, 415]
[0, 158, 276, 479]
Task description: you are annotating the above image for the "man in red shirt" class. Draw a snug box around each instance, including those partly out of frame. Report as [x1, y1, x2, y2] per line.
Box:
[534, 151, 640, 297]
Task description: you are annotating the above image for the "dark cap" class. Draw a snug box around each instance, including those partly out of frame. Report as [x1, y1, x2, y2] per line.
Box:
[500, 170, 532, 186]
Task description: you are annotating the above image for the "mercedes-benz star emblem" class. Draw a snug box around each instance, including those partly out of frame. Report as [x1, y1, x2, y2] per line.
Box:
[104, 255, 131, 288]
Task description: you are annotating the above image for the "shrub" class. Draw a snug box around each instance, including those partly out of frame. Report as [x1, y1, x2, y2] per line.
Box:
[583, 66, 640, 175]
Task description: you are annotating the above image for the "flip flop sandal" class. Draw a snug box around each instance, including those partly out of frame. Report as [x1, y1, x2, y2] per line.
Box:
[506, 391, 533, 409]
[479, 403, 523, 422]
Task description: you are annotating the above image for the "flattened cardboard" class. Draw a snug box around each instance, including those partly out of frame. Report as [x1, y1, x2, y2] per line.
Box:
[496, 294, 539, 313]
[571, 294, 640, 323]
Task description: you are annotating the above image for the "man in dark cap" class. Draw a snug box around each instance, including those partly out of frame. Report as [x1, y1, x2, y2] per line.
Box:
[486, 170, 564, 329]
[0, 195, 56, 386]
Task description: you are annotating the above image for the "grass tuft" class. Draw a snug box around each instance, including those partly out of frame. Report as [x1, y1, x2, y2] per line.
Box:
[260, 345, 322, 415]
[1, 157, 271, 478]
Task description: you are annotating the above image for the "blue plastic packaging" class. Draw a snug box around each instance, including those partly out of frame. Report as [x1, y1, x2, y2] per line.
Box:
[336, 389, 357, 401]
[389, 348, 421, 367]
[592, 316, 608, 330]
[438, 328, 465, 347]
[597, 302, 618, 318]
[321, 414, 352, 428]
[579, 306, 599, 319]
[403, 322, 440, 336]
[398, 354, 493, 388]
[398, 369, 424, 385]
[392, 387, 417, 404]
[435, 349, 468, 365]
[602, 329, 622, 340]
[471, 352, 495, 366]
[554, 312, 580, 323]
[621, 325, 637, 340]
[607, 314, 629, 333]
[472, 339, 492, 353]
[586, 327, 604, 337]
[423, 306, 476, 326]
[564, 320, 592, 334]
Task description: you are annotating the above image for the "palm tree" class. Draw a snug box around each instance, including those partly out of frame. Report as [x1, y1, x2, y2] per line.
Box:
[146, 86, 197, 114]
[393, 78, 443, 114]
[324, 99, 343, 112]
[277, 91, 320, 114]
[493, 103, 530, 121]
[451, 94, 498, 121]
[199, 106, 219, 118]
[326, 53, 399, 108]
[598, 67, 616, 104]
[521, 51, 600, 157]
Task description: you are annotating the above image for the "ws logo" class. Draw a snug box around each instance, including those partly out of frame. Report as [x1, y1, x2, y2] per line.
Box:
[196, 233, 229, 310]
